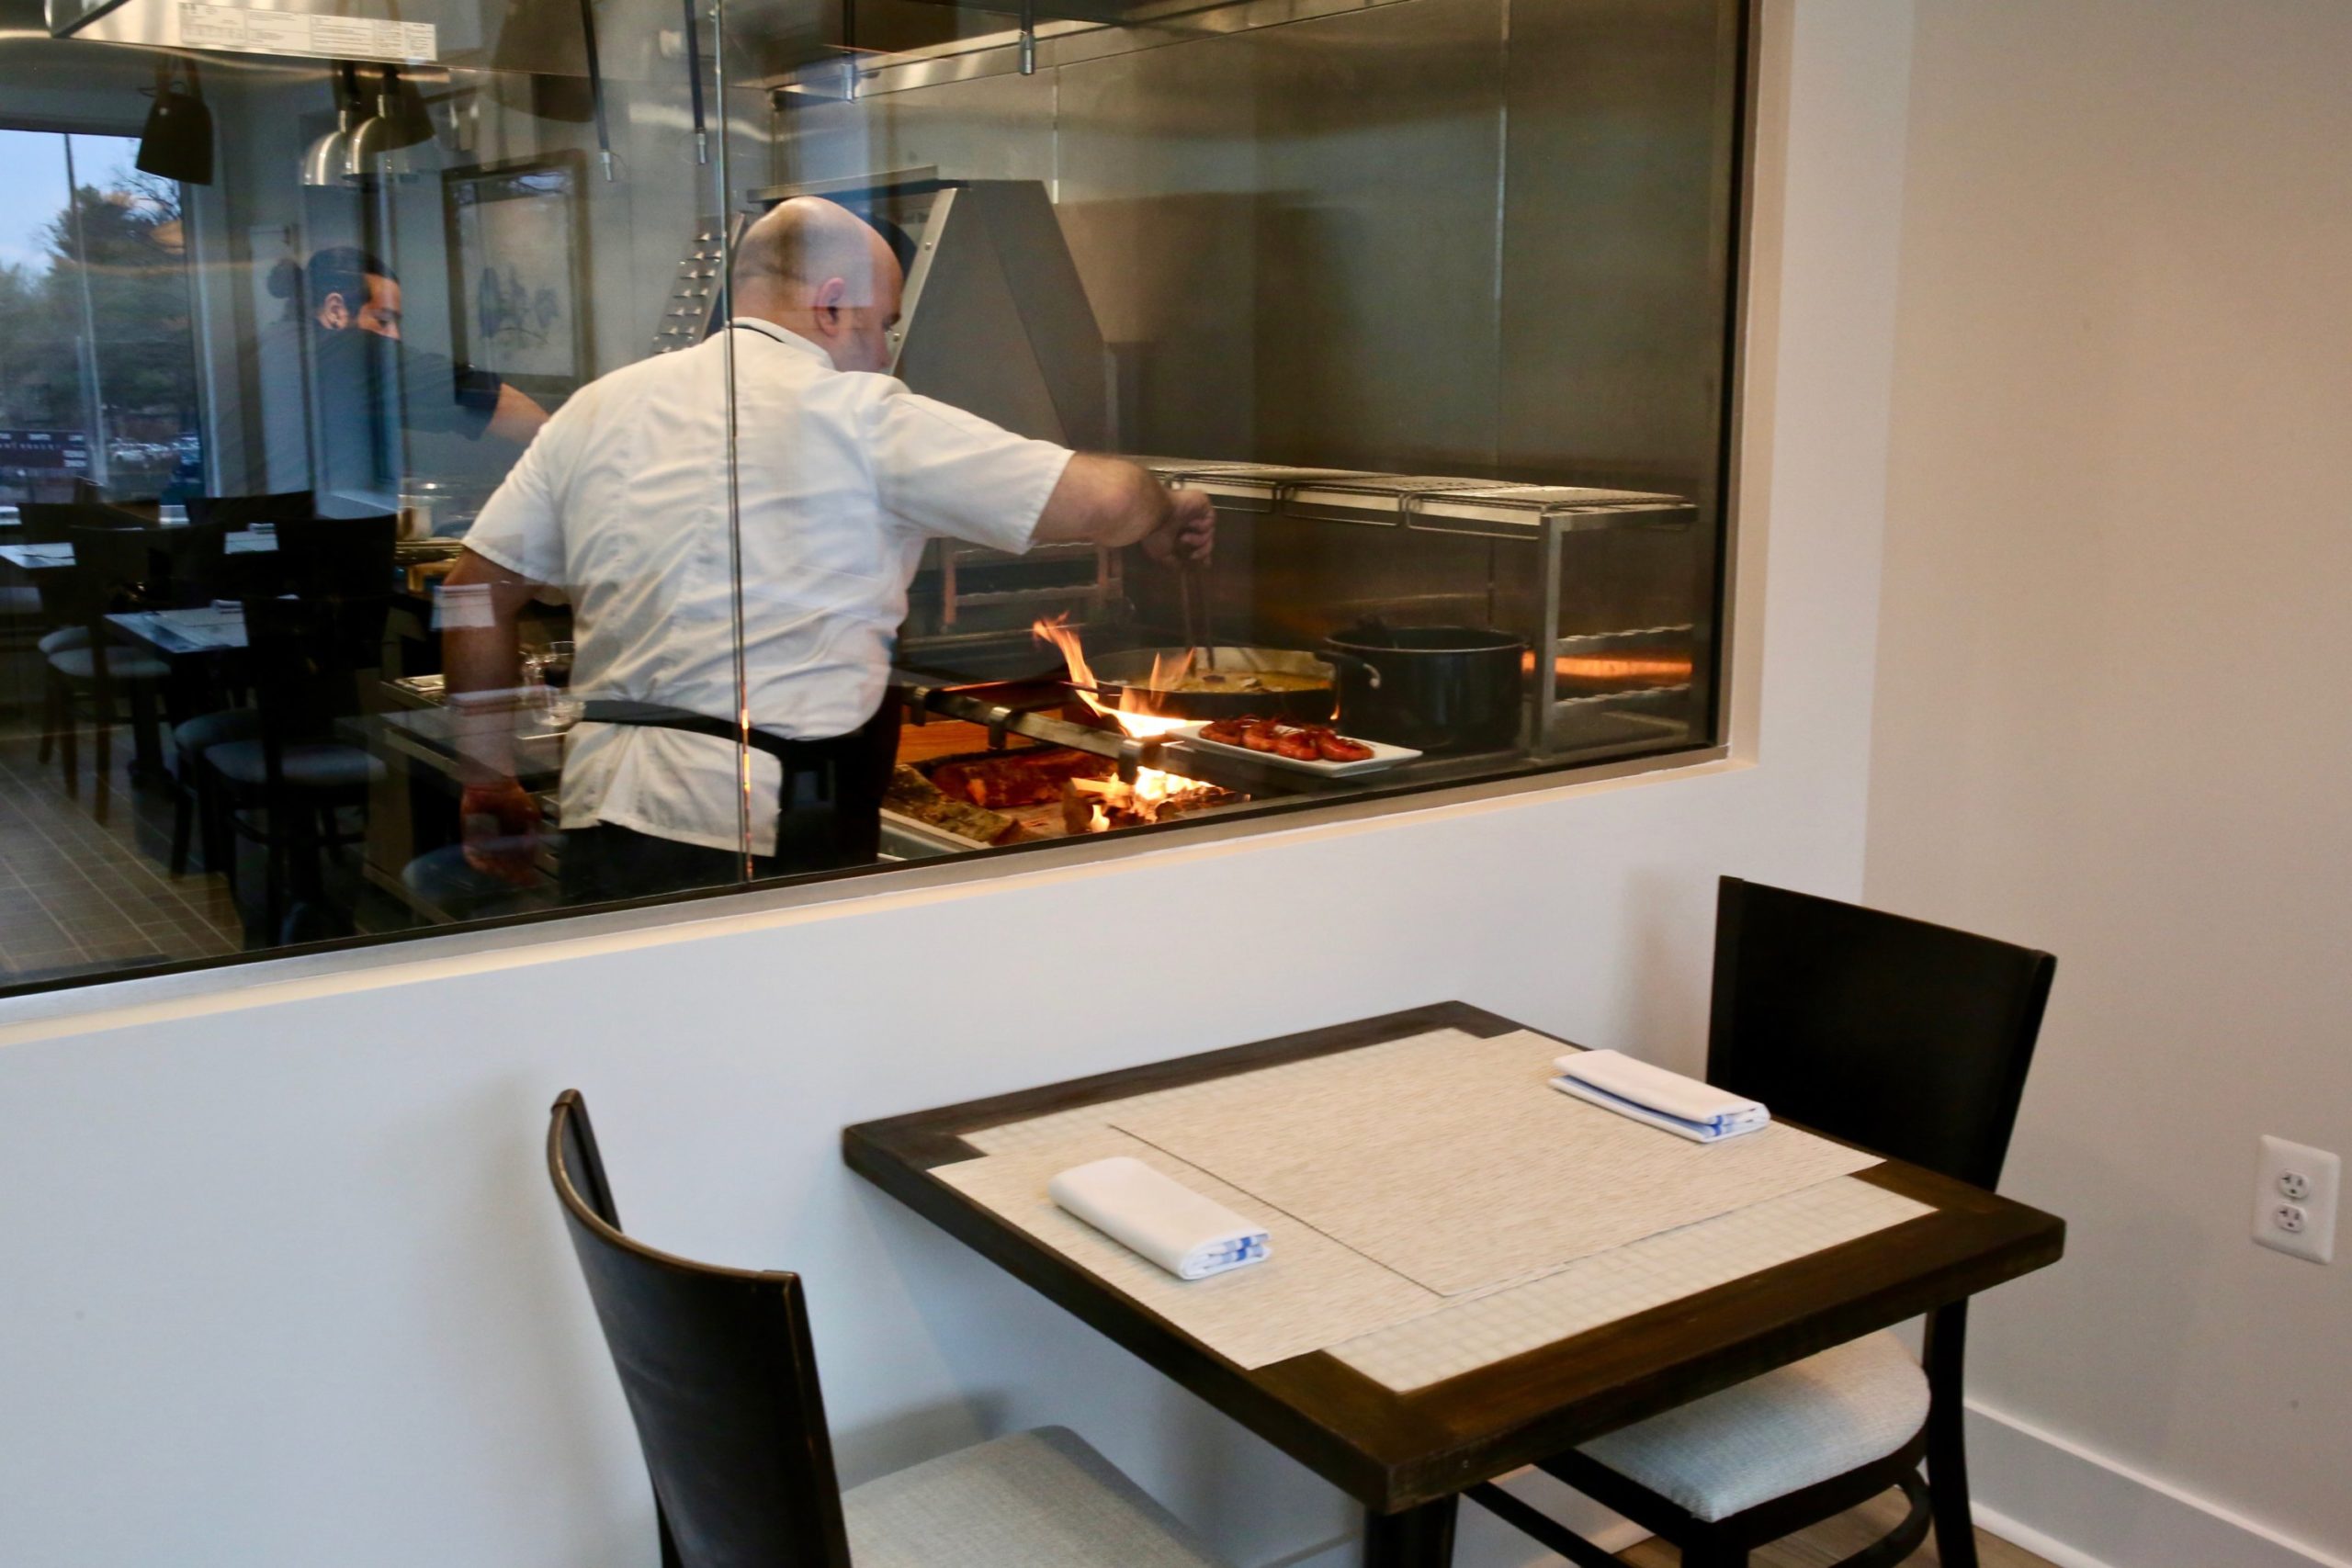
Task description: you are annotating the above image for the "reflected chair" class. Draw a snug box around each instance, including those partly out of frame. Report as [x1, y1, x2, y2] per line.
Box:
[45, 526, 175, 815]
[204, 592, 388, 942]
[19, 502, 145, 671]
[270, 513, 398, 602]
[184, 490, 314, 529]
[546, 1090, 1237, 1568]
[1473, 876, 2055, 1568]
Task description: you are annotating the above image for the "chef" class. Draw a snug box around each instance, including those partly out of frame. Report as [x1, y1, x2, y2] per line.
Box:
[443, 197, 1215, 903]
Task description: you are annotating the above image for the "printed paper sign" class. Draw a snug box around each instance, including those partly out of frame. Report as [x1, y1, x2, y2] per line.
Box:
[177, 3, 436, 63]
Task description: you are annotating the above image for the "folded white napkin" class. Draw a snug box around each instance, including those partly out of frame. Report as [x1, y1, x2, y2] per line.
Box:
[1049, 1156, 1271, 1280]
[1550, 1049, 1770, 1144]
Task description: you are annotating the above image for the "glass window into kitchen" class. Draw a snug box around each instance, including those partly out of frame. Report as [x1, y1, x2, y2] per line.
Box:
[0, 0, 1745, 999]
[0, 4, 756, 993]
[738, 0, 1742, 870]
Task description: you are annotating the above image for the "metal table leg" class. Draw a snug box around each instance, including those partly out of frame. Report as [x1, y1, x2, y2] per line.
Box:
[1364, 1495, 1458, 1568]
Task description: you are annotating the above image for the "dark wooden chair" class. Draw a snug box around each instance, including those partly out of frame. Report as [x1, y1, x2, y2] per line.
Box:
[204, 592, 388, 942]
[45, 525, 177, 815]
[268, 513, 398, 602]
[184, 490, 314, 529]
[546, 1090, 1237, 1568]
[1472, 876, 2055, 1568]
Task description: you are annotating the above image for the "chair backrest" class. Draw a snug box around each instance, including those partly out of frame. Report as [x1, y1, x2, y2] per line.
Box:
[147, 522, 230, 607]
[546, 1092, 854, 1568]
[62, 525, 166, 626]
[187, 490, 315, 529]
[1707, 877, 2055, 1191]
[240, 591, 389, 752]
[18, 502, 141, 545]
[272, 513, 397, 600]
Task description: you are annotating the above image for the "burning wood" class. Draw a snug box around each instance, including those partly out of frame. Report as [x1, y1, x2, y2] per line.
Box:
[1035, 615, 1224, 832]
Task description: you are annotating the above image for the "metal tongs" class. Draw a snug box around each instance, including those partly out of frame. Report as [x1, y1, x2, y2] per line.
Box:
[1178, 558, 1215, 674]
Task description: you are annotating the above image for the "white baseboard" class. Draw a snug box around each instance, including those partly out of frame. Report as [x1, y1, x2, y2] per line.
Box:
[1964, 1399, 2352, 1568]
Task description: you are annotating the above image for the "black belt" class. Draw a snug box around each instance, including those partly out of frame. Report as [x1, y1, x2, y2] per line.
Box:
[576, 698, 900, 873]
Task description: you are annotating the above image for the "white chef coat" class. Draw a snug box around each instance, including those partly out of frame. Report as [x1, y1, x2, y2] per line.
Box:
[463, 319, 1073, 853]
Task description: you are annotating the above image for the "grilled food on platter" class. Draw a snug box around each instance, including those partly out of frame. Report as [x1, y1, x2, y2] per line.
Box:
[930, 749, 1113, 810]
[1198, 716, 1376, 763]
[884, 765, 1022, 845]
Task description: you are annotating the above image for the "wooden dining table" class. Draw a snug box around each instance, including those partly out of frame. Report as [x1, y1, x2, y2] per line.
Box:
[842, 1001, 2064, 1568]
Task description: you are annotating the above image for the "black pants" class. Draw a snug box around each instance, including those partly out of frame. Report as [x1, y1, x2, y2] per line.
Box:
[560, 823, 797, 905]
[560, 699, 901, 906]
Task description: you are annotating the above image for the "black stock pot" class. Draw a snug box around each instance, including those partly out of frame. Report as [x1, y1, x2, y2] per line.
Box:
[1326, 623, 1526, 753]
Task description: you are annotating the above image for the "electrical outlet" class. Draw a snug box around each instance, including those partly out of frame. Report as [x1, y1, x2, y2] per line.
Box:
[2254, 1136, 2339, 1264]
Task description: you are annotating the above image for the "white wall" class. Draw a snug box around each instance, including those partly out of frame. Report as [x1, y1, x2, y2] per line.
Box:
[0, 4, 1925, 1565]
[1867, 4, 2352, 1565]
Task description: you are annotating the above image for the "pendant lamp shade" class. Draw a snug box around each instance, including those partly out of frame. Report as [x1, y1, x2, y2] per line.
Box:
[136, 58, 213, 186]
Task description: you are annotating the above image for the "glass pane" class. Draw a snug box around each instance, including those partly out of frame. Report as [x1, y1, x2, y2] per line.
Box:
[734, 0, 1738, 874]
[0, 8, 751, 987]
[0, 0, 1743, 993]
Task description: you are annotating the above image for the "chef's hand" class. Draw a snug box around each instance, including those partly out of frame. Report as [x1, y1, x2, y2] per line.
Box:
[1142, 486, 1216, 566]
[460, 778, 542, 886]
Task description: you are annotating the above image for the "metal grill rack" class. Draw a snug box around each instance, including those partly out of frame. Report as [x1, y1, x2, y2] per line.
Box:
[1133, 460, 1698, 750]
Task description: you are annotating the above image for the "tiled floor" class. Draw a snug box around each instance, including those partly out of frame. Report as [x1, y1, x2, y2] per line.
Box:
[0, 725, 244, 985]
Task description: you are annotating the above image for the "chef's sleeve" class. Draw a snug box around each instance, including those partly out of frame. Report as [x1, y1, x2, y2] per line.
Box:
[461, 389, 575, 586]
[865, 382, 1073, 556]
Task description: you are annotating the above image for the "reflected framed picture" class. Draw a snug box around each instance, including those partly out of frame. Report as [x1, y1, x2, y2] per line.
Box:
[442, 152, 591, 396]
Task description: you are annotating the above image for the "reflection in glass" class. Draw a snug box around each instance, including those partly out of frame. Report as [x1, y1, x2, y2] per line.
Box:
[0, 0, 1743, 994]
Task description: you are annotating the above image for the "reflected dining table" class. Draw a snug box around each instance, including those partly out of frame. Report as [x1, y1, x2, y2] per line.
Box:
[842, 1001, 2064, 1568]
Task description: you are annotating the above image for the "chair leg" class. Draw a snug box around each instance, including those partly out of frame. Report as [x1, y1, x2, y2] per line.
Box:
[93, 705, 112, 822]
[60, 690, 79, 798]
[128, 683, 163, 785]
[39, 671, 60, 763]
[263, 825, 287, 947]
[1924, 1301, 1979, 1568]
[1927, 1399, 1979, 1567]
[170, 783, 194, 877]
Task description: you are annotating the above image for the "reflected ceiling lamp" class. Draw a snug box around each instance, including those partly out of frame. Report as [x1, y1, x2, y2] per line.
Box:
[346, 63, 441, 182]
[300, 63, 364, 187]
[136, 54, 214, 186]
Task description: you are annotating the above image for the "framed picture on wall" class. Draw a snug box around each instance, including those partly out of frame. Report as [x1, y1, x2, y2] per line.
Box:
[441, 152, 591, 396]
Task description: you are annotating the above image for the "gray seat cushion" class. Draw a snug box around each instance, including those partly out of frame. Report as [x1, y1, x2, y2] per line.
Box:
[1576, 1331, 1928, 1523]
[36, 624, 86, 656]
[47, 643, 169, 682]
[205, 738, 385, 790]
[843, 1427, 1233, 1568]
[175, 706, 262, 758]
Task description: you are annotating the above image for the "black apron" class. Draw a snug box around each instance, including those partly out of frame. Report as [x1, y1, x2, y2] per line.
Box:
[576, 696, 901, 874]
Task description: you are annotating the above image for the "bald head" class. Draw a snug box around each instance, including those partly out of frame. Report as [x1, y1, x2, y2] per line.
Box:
[731, 197, 904, 372]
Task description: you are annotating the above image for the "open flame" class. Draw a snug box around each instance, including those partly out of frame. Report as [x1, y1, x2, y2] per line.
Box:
[1035, 615, 1219, 831]
[1034, 615, 1193, 739]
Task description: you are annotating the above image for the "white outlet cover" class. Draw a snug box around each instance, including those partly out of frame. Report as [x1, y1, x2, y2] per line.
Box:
[2255, 1135, 2339, 1264]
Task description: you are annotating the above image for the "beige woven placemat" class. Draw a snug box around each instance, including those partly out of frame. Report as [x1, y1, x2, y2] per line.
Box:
[961, 1028, 1485, 1156]
[1107, 1029, 1879, 1296]
[933, 1127, 1447, 1370]
[1329, 1176, 1932, 1391]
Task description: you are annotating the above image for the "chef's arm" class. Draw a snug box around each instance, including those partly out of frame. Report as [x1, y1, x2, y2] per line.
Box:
[442, 547, 543, 785]
[487, 381, 550, 445]
[1031, 455, 1215, 562]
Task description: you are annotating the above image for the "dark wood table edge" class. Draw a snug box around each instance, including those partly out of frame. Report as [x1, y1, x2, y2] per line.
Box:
[841, 1001, 2066, 1513]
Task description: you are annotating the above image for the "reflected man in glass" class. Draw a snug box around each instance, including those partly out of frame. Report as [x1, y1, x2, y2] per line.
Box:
[292, 246, 548, 514]
[442, 197, 1212, 905]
